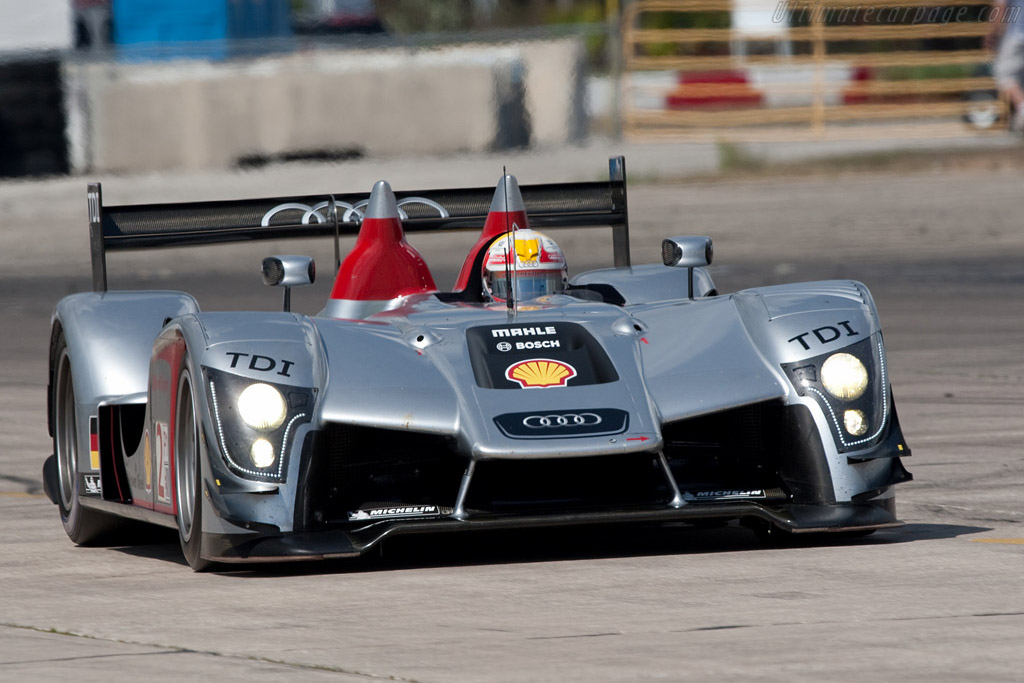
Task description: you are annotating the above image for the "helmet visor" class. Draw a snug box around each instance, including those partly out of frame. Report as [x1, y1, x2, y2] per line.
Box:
[490, 273, 564, 301]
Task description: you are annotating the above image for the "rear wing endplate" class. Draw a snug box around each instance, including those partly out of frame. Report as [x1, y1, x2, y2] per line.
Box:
[88, 156, 629, 292]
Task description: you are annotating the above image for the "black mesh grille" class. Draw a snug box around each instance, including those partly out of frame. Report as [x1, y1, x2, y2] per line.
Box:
[464, 454, 670, 514]
[661, 401, 789, 500]
[305, 424, 464, 527]
[261, 257, 284, 285]
[303, 405, 796, 530]
[307, 425, 672, 524]
[661, 239, 678, 265]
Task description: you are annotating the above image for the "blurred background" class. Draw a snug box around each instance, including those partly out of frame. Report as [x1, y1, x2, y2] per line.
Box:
[0, 0, 1017, 179]
[2, 12, 1023, 636]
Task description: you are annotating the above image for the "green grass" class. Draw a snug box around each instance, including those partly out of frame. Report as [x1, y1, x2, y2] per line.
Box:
[716, 142, 768, 173]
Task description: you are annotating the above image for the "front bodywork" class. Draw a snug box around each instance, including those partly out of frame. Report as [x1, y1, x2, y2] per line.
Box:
[51, 270, 910, 564]
[45, 164, 911, 565]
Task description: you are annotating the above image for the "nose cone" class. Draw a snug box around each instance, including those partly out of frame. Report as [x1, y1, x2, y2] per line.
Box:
[365, 180, 400, 220]
[489, 174, 527, 213]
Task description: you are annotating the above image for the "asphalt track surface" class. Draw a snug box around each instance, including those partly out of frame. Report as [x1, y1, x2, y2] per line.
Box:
[1, 159, 1022, 681]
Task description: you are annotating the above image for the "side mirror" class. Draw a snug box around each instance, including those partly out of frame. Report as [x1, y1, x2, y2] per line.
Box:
[661, 237, 713, 300]
[662, 236, 713, 268]
[262, 255, 316, 312]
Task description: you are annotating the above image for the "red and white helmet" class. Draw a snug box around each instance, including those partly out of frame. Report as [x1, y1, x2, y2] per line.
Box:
[481, 229, 568, 302]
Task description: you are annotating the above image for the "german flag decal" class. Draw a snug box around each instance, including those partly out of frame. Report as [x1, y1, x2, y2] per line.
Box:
[89, 416, 100, 470]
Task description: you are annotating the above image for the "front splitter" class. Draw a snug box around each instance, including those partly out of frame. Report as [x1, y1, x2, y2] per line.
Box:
[204, 500, 901, 564]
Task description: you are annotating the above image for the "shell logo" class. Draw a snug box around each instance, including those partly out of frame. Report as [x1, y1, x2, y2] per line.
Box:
[505, 358, 577, 388]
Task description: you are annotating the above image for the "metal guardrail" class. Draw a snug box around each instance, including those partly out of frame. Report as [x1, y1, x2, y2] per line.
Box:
[622, 0, 1009, 140]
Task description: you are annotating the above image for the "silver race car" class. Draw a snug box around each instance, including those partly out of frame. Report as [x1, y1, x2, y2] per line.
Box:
[44, 157, 912, 570]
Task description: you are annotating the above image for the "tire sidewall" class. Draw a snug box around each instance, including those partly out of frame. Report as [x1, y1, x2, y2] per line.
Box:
[175, 355, 210, 571]
[55, 347, 83, 534]
[52, 328, 114, 544]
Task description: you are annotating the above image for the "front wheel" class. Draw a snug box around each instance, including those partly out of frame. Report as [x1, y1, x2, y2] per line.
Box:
[175, 365, 212, 571]
[52, 327, 123, 545]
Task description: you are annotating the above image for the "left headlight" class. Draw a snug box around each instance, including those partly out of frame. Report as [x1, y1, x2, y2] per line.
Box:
[204, 367, 314, 482]
[237, 383, 287, 430]
[783, 334, 889, 453]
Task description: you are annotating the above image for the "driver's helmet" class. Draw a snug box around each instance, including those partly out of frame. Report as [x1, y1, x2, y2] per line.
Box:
[481, 229, 568, 302]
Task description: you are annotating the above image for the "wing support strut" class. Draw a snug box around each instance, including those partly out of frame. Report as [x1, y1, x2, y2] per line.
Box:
[451, 460, 477, 521]
[657, 452, 687, 508]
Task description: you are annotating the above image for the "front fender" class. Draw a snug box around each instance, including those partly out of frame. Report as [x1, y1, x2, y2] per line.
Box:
[732, 280, 881, 365]
[732, 280, 908, 502]
[49, 291, 199, 473]
[151, 311, 324, 534]
[52, 291, 200, 406]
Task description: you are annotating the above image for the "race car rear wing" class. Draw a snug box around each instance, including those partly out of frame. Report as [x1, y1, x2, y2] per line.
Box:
[88, 156, 630, 292]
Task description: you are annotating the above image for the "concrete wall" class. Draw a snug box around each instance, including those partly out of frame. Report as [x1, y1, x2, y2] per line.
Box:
[0, 0, 72, 54]
[65, 39, 586, 174]
[520, 38, 587, 146]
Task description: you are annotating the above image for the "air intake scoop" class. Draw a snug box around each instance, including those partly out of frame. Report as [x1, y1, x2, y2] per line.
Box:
[453, 174, 531, 292]
[329, 180, 437, 306]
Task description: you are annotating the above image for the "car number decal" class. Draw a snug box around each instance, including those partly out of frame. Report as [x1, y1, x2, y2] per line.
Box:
[144, 430, 153, 494]
[155, 421, 171, 504]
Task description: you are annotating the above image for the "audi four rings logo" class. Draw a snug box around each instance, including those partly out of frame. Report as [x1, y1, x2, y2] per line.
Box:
[523, 413, 603, 429]
[260, 197, 449, 226]
[493, 408, 628, 439]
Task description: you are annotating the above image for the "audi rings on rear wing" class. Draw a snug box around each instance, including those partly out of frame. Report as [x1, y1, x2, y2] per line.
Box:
[85, 157, 629, 292]
[260, 197, 450, 225]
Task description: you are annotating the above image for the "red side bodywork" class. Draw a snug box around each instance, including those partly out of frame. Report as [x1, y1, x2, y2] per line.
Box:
[146, 331, 185, 516]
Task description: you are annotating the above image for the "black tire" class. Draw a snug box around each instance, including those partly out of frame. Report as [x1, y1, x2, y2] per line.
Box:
[51, 326, 123, 545]
[175, 363, 213, 571]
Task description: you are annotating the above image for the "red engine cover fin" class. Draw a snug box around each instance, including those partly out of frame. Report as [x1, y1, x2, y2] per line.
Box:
[453, 173, 531, 292]
[329, 180, 437, 301]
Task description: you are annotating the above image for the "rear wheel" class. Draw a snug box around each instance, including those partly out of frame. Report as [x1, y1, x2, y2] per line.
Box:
[175, 365, 212, 571]
[52, 329, 122, 544]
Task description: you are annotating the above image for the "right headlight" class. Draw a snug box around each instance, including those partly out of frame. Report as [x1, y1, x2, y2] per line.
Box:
[782, 334, 889, 453]
[204, 367, 313, 482]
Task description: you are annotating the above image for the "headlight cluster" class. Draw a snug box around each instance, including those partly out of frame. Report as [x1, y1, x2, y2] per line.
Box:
[204, 367, 313, 482]
[783, 335, 888, 453]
